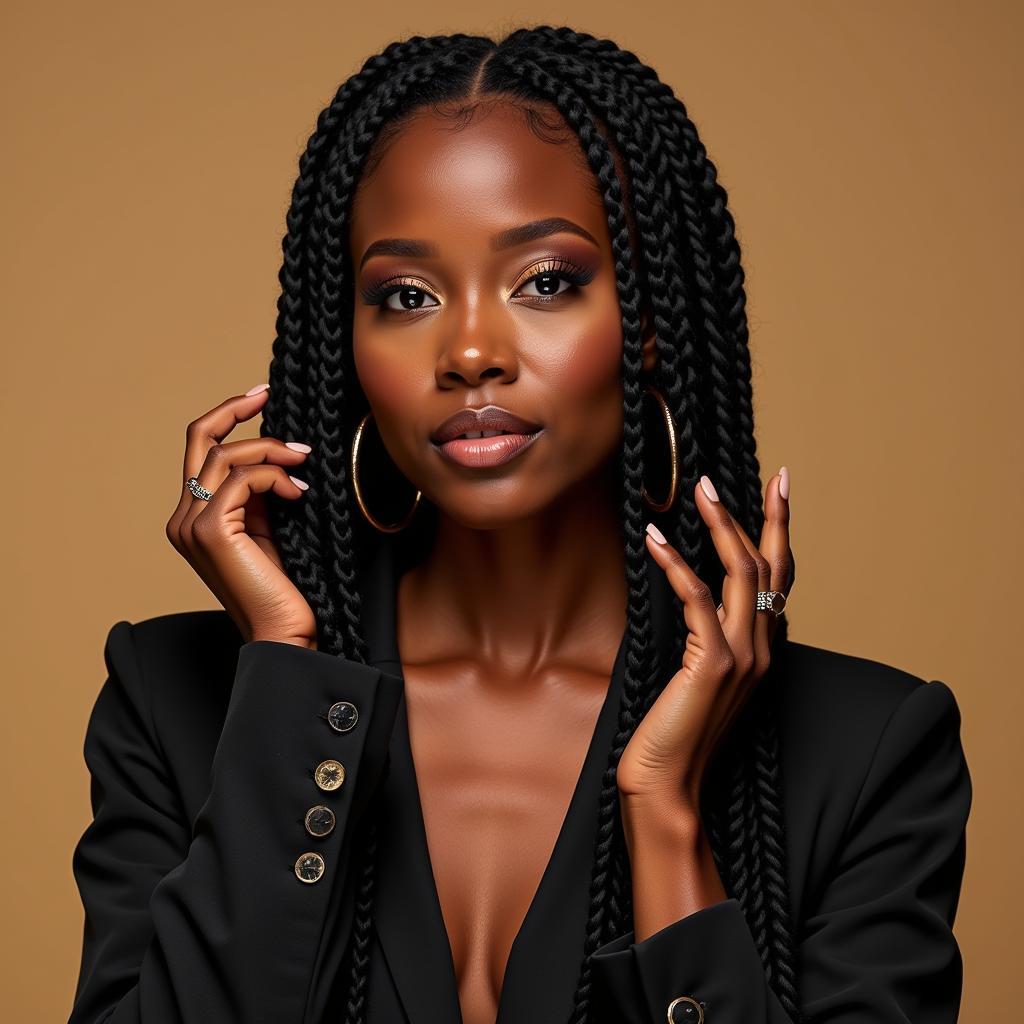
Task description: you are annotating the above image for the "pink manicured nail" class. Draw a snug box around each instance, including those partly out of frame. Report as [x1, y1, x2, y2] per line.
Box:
[245, 383, 270, 396]
[289, 475, 309, 491]
[699, 475, 719, 502]
[778, 465, 790, 500]
[285, 441, 312, 453]
[646, 522, 667, 545]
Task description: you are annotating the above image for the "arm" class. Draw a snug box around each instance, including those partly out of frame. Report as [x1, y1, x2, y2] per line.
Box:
[590, 679, 972, 1023]
[69, 620, 402, 1024]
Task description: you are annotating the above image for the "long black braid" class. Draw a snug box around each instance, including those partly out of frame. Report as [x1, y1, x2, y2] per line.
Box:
[260, 26, 803, 1024]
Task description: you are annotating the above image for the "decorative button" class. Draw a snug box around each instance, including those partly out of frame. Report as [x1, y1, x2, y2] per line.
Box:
[305, 804, 336, 837]
[666, 996, 704, 1023]
[294, 851, 326, 883]
[327, 700, 359, 733]
[314, 758, 346, 791]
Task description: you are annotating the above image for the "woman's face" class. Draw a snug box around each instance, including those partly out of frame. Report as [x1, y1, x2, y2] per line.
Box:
[349, 98, 654, 529]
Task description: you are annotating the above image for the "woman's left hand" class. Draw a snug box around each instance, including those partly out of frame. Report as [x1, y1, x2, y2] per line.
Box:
[616, 468, 794, 813]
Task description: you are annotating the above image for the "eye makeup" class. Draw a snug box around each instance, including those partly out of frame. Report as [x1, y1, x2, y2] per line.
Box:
[358, 253, 597, 313]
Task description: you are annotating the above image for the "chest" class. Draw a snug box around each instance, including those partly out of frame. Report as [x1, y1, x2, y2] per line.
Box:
[401, 661, 610, 1024]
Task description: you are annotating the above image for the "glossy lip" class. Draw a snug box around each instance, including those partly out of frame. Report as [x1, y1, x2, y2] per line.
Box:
[430, 404, 543, 444]
[432, 428, 545, 469]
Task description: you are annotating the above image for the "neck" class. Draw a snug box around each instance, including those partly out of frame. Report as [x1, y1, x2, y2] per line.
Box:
[398, 470, 629, 678]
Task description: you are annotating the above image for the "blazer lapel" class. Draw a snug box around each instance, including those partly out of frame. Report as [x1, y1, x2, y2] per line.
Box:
[361, 531, 680, 1024]
[363, 535, 464, 1024]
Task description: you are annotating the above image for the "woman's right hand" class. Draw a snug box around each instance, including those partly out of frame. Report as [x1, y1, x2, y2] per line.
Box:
[165, 384, 319, 649]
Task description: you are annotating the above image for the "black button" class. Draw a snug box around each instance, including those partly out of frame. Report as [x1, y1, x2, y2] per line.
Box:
[667, 996, 704, 1023]
[294, 851, 326, 883]
[327, 700, 359, 733]
[305, 804, 336, 837]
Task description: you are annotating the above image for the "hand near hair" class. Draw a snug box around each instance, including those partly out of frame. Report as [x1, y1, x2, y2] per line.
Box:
[164, 385, 319, 649]
[616, 469, 794, 815]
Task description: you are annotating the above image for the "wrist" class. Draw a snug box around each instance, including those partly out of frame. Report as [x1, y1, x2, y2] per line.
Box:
[250, 634, 316, 650]
[620, 792, 702, 852]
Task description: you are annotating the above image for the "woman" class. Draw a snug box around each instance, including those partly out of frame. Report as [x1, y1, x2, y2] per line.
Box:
[69, 26, 972, 1024]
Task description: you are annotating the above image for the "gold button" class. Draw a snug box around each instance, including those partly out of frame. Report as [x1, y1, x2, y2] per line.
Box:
[666, 995, 704, 1023]
[304, 804, 336, 837]
[294, 851, 326, 883]
[314, 758, 346, 791]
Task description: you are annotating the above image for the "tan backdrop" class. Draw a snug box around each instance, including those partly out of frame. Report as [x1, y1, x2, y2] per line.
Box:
[3, 1, 1019, 1018]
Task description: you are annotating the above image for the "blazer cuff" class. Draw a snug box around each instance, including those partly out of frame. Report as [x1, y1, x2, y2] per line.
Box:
[591, 898, 784, 1023]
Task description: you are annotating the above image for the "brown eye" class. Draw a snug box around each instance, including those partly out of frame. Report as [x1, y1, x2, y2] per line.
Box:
[383, 285, 440, 311]
[516, 272, 575, 298]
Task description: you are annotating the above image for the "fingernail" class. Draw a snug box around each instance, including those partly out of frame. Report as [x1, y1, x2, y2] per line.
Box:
[289, 475, 309, 491]
[245, 383, 270, 396]
[699, 475, 719, 502]
[646, 522, 667, 545]
[778, 465, 790, 500]
[285, 441, 312, 453]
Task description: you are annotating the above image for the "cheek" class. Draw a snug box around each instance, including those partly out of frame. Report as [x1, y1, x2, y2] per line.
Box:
[351, 332, 430, 456]
[540, 302, 624, 455]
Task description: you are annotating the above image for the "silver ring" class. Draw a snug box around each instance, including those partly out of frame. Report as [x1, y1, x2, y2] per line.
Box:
[186, 476, 214, 501]
[756, 590, 787, 614]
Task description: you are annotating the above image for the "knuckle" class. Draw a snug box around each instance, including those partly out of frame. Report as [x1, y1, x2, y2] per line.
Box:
[752, 554, 771, 581]
[737, 555, 759, 587]
[190, 513, 216, 548]
[206, 443, 229, 466]
[735, 649, 756, 676]
[717, 649, 737, 676]
[773, 552, 794, 589]
[164, 519, 180, 549]
[687, 578, 715, 605]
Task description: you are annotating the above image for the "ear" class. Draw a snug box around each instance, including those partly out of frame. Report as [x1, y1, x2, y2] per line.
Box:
[639, 304, 659, 378]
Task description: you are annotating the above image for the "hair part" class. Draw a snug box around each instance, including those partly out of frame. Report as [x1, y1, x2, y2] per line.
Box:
[260, 25, 803, 1024]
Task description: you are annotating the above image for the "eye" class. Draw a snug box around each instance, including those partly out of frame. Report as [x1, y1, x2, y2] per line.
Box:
[382, 285, 440, 312]
[516, 272, 575, 298]
[512, 257, 595, 304]
[360, 277, 440, 313]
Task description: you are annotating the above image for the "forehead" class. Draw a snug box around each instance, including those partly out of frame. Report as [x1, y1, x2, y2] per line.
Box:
[349, 100, 606, 256]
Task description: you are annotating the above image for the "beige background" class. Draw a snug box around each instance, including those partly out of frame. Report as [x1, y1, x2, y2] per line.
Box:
[3, 1, 1019, 1018]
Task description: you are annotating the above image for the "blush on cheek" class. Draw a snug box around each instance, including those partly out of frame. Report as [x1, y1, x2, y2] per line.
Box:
[562, 317, 624, 402]
[545, 318, 625, 466]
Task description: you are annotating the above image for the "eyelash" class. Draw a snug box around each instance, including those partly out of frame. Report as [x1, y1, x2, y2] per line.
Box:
[359, 257, 595, 312]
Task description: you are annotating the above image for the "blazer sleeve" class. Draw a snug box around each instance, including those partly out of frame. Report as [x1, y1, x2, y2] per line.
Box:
[589, 678, 972, 1023]
[69, 620, 403, 1024]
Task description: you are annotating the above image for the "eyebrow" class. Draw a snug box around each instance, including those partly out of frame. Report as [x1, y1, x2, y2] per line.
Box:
[357, 216, 601, 271]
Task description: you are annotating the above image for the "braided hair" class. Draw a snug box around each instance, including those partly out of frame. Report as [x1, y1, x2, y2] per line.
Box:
[260, 25, 803, 1024]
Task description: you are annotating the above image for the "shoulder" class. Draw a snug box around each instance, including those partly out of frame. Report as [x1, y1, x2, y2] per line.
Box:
[120, 607, 244, 675]
[764, 638, 967, 888]
[99, 608, 244, 738]
[770, 636, 951, 740]
[770, 636, 964, 766]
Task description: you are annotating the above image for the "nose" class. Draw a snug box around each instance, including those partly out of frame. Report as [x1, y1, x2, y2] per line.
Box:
[434, 310, 518, 390]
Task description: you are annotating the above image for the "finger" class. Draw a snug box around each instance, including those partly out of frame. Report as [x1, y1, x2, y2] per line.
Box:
[721, 504, 772, 675]
[644, 522, 731, 676]
[170, 385, 274, 528]
[179, 436, 311, 535]
[758, 465, 793, 649]
[186, 463, 307, 553]
[694, 476, 758, 661]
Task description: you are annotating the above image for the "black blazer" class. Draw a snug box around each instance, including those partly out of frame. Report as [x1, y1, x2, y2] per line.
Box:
[69, 534, 972, 1024]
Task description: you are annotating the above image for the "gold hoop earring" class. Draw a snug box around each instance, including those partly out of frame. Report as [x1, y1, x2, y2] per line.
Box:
[350, 411, 422, 533]
[641, 384, 680, 513]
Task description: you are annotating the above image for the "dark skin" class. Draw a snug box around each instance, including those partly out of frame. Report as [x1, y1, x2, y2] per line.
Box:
[166, 97, 793, 1024]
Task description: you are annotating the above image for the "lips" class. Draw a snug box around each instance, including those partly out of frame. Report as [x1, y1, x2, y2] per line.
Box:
[431, 405, 542, 444]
